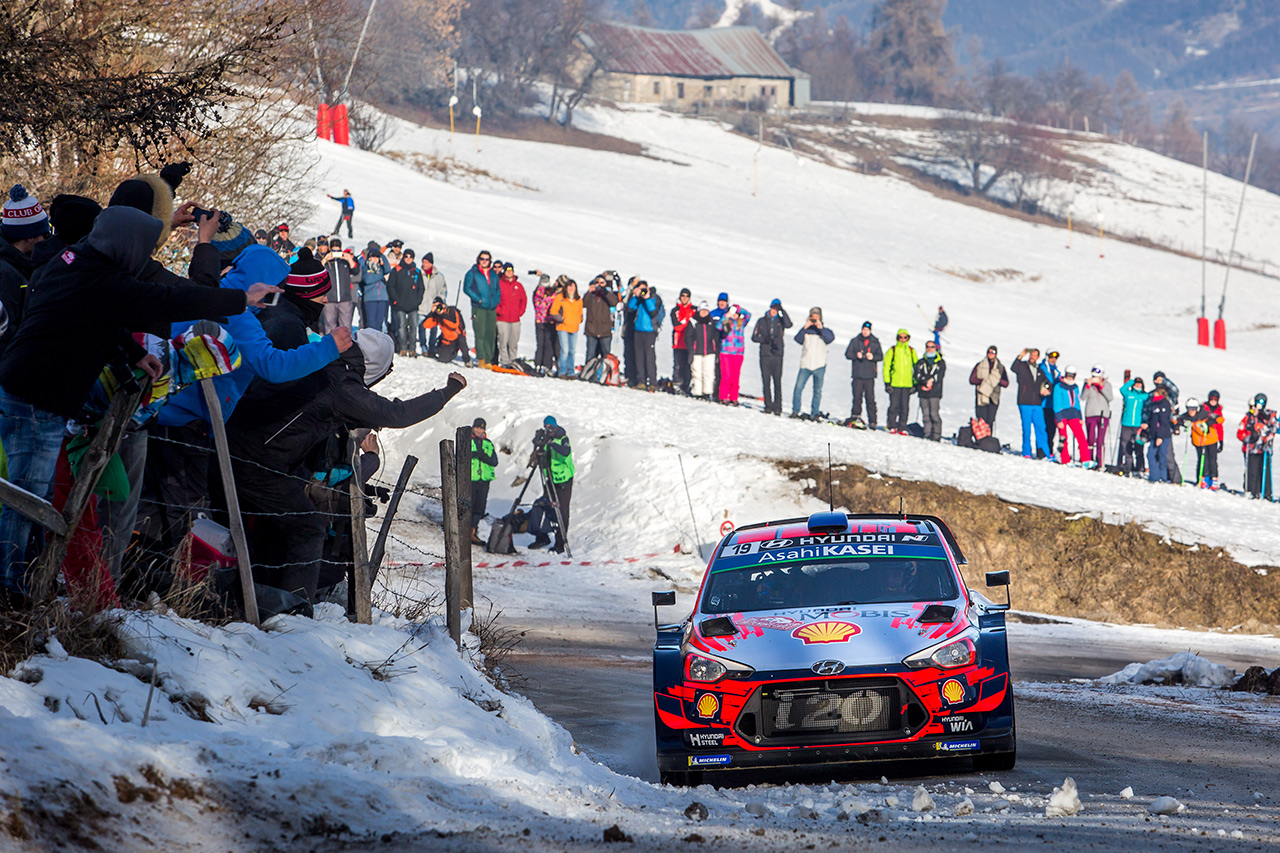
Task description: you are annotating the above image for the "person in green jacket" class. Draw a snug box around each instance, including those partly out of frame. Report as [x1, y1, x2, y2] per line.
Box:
[883, 328, 917, 434]
[530, 415, 574, 552]
[470, 417, 497, 545]
[1117, 373, 1150, 475]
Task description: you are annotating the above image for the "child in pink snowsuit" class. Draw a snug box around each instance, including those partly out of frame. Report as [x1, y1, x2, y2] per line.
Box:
[718, 305, 751, 404]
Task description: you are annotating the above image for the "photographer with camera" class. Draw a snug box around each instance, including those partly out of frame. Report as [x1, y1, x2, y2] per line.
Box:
[420, 297, 470, 365]
[583, 273, 621, 363]
[625, 279, 663, 391]
[469, 417, 497, 545]
[751, 298, 792, 415]
[528, 416, 574, 552]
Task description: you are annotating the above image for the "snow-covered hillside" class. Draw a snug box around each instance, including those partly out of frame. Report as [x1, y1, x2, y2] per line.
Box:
[298, 100, 1280, 490]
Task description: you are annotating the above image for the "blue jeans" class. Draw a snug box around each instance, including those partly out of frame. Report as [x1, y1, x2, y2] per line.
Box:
[1018, 403, 1049, 457]
[1147, 440, 1169, 482]
[0, 386, 67, 593]
[584, 335, 611, 362]
[557, 330, 578, 377]
[362, 299, 388, 333]
[792, 366, 826, 416]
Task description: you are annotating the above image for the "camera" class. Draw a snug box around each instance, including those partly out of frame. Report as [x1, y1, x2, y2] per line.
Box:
[528, 269, 538, 276]
[533, 428, 549, 450]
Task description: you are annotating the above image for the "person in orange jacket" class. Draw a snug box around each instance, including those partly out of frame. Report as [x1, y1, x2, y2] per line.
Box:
[421, 297, 470, 366]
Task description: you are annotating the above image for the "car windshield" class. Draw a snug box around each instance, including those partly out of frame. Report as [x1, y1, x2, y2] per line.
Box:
[701, 559, 959, 615]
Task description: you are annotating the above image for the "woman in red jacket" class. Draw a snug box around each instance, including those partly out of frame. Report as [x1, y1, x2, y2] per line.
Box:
[495, 263, 527, 367]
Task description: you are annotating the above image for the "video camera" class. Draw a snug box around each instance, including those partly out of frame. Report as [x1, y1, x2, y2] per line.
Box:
[192, 208, 234, 233]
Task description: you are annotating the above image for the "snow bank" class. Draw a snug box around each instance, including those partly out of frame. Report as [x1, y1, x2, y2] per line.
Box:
[1097, 651, 1237, 687]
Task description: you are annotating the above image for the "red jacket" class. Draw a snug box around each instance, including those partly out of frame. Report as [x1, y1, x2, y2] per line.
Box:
[671, 302, 695, 348]
[1204, 402, 1225, 442]
[496, 277, 527, 323]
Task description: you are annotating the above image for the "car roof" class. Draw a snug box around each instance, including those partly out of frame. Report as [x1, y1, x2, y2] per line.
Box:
[724, 512, 967, 564]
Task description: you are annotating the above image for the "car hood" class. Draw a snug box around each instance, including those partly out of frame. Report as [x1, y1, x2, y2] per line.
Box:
[687, 604, 971, 672]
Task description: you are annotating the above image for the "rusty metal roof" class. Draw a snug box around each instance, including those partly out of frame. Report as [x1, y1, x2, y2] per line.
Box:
[580, 22, 794, 80]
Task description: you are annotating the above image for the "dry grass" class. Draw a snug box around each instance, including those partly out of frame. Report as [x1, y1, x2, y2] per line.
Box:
[471, 601, 526, 691]
[0, 603, 127, 677]
[383, 150, 537, 191]
[381, 103, 648, 158]
[787, 462, 1280, 632]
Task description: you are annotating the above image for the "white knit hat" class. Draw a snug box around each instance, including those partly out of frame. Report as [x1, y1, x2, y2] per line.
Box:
[2, 185, 50, 241]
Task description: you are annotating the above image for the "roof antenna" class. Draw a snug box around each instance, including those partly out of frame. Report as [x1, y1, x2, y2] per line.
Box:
[826, 443, 834, 512]
[899, 495, 905, 518]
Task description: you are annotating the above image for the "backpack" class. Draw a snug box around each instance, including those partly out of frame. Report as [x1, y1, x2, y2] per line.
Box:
[1190, 417, 1219, 448]
[511, 357, 539, 376]
[581, 354, 623, 386]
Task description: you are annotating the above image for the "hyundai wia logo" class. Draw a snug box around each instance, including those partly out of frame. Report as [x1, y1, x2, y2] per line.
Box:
[811, 660, 846, 675]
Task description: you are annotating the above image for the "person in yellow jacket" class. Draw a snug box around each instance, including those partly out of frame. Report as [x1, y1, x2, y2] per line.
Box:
[469, 417, 497, 545]
[550, 281, 583, 377]
[883, 328, 917, 434]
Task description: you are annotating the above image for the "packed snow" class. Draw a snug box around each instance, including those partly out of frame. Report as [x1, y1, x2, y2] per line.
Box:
[1098, 651, 1237, 687]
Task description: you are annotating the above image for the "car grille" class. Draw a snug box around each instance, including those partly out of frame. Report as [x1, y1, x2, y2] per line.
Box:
[735, 677, 924, 746]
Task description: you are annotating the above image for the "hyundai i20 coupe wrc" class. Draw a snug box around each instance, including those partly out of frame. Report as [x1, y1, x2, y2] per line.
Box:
[651, 511, 1015, 784]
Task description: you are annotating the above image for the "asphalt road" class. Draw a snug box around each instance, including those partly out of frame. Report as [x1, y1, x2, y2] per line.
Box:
[501, 600, 1280, 849]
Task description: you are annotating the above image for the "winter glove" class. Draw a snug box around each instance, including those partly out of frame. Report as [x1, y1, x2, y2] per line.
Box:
[884, 383, 891, 393]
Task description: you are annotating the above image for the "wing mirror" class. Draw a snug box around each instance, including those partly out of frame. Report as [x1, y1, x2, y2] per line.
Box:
[652, 590, 675, 630]
[984, 570, 1011, 611]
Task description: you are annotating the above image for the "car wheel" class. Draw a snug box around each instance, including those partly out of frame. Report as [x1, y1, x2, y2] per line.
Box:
[973, 749, 1016, 772]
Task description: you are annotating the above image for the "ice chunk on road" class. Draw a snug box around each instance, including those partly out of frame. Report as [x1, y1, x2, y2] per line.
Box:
[1149, 796, 1184, 815]
[989, 781, 1006, 794]
[954, 798, 975, 816]
[912, 786, 935, 813]
[1098, 652, 1235, 687]
[1045, 777, 1082, 817]
[1120, 786, 1134, 799]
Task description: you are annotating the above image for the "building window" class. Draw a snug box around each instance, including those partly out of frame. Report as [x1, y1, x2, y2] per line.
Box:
[653, 81, 660, 95]
[761, 86, 767, 96]
[770, 86, 777, 96]
[677, 82, 685, 99]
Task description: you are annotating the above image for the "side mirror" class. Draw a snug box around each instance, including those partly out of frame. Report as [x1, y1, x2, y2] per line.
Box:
[652, 590, 675, 630]
[984, 571, 1011, 611]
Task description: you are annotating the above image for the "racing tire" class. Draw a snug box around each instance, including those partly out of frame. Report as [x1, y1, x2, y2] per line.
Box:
[659, 771, 702, 787]
[972, 748, 1016, 773]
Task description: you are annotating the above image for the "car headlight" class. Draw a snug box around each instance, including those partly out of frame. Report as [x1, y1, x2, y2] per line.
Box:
[684, 652, 754, 683]
[902, 631, 977, 670]
[686, 654, 727, 682]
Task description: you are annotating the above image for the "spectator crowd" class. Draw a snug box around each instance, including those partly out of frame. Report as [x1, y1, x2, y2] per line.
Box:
[0, 171, 1275, 620]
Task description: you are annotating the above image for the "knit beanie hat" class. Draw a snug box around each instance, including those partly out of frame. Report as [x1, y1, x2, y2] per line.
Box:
[424, 251, 434, 263]
[284, 248, 331, 298]
[717, 291, 729, 302]
[679, 287, 692, 297]
[473, 417, 487, 429]
[210, 217, 254, 265]
[107, 162, 189, 251]
[2, 185, 51, 241]
[771, 299, 783, 308]
[356, 329, 395, 386]
[47, 194, 101, 244]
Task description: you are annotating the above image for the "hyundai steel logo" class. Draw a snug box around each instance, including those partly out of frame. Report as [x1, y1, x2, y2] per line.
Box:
[811, 659, 846, 675]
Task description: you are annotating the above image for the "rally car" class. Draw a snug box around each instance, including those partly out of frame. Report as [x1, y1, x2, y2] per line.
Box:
[651, 511, 1015, 784]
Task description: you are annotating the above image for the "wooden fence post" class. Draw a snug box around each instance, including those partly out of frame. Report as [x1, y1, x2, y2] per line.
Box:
[348, 429, 372, 625]
[439, 439, 462, 649]
[30, 386, 142, 603]
[368, 454, 417, 587]
[454, 425, 473, 610]
[199, 379, 260, 627]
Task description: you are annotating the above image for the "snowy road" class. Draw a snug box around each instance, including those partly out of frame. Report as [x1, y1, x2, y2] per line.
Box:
[480, 563, 1280, 849]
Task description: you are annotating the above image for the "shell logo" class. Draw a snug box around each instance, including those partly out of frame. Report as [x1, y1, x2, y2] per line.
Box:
[695, 693, 720, 718]
[941, 678, 966, 704]
[791, 621, 861, 645]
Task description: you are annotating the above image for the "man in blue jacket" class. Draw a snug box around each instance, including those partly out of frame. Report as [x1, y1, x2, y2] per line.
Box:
[329, 189, 354, 238]
[135, 245, 350, 564]
[1145, 385, 1175, 483]
[463, 249, 501, 368]
[625, 280, 662, 391]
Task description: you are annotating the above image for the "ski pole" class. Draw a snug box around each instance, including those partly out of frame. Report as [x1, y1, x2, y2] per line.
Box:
[677, 454, 706, 560]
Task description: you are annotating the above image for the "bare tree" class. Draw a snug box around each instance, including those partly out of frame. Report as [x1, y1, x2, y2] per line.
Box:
[934, 117, 1060, 200]
[867, 0, 955, 105]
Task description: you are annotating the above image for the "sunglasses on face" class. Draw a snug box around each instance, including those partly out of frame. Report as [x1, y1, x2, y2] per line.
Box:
[898, 335, 908, 340]
[479, 257, 491, 262]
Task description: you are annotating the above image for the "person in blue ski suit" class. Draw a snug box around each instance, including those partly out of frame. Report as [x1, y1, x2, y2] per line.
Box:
[137, 244, 349, 560]
[1117, 373, 1150, 475]
[329, 189, 354, 238]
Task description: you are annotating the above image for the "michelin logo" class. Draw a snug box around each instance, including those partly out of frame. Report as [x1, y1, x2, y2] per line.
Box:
[933, 740, 980, 752]
[689, 754, 732, 767]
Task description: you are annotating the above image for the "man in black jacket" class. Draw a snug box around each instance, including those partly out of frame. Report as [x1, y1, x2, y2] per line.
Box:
[751, 298, 792, 415]
[0, 207, 275, 599]
[844, 321, 882, 427]
[387, 248, 424, 356]
[227, 329, 465, 604]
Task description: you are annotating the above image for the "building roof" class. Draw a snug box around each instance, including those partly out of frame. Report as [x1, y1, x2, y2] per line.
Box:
[580, 22, 794, 80]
